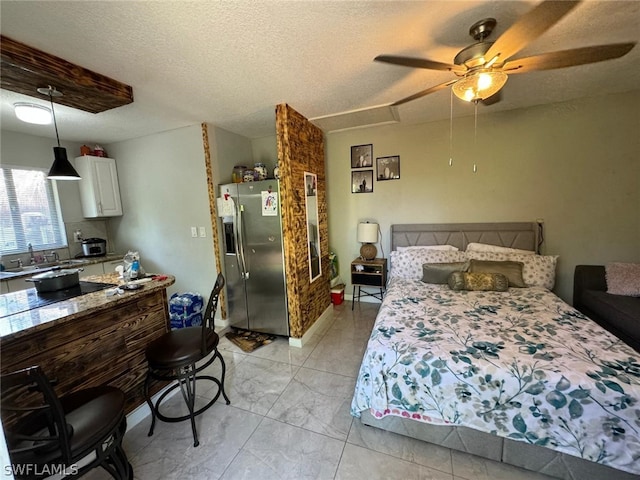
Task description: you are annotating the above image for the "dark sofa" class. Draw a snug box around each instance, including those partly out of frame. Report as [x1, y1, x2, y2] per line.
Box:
[573, 265, 640, 352]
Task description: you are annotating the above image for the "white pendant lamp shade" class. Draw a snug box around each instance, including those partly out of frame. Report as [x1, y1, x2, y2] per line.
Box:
[357, 222, 379, 260]
[14, 102, 52, 124]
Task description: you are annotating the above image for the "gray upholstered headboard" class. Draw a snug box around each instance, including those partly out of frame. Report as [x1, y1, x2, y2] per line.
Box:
[391, 222, 542, 253]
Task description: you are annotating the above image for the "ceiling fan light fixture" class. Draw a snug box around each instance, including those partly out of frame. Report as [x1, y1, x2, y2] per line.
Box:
[14, 102, 52, 125]
[452, 70, 508, 102]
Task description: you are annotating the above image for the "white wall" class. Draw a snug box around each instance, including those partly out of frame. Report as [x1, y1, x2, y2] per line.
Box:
[106, 125, 216, 299]
[326, 91, 640, 303]
[1, 131, 85, 222]
[210, 125, 254, 185]
[0, 131, 113, 260]
[251, 135, 278, 176]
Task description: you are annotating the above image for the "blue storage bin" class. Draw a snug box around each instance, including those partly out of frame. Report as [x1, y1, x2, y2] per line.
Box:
[169, 292, 204, 329]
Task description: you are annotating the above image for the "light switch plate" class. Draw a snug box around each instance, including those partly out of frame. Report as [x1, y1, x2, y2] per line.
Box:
[199, 226, 206, 237]
[191, 226, 198, 238]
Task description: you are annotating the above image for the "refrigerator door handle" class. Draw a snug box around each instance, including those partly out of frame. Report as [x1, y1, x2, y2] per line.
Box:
[236, 204, 249, 279]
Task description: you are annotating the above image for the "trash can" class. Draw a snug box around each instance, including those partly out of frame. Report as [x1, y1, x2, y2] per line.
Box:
[330, 284, 345, 305]
[169, 292, 204, 329]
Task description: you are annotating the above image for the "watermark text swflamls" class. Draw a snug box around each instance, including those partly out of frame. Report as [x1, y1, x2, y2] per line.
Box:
[4, 464, 79, 476]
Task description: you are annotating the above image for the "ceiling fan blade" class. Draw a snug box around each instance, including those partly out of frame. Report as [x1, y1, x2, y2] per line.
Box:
[375, 55, 466, 74]
[392, 80, 457, 106]
[485, 1, 580, 64]
[501, 43, 636, 73]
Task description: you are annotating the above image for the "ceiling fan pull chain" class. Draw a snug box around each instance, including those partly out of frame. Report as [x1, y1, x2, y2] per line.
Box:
[449, 88, 454, 167]
[473, 101, 478, 173]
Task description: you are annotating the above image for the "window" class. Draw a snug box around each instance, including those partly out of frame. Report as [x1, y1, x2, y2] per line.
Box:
[0, 166, 68, 255]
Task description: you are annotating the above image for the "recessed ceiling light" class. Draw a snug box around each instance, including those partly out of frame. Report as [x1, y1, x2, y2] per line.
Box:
[14, 102, 52, 125]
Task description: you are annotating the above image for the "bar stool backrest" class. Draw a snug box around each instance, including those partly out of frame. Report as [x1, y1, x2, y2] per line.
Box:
[201, 273, 225, 355]
[1, 366, 73, 466]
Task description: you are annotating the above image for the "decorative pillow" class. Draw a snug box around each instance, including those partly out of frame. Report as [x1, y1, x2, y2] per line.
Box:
[605, 262, 640, 297]
[466, 251, 558, 290]
[397, 245, 459, 251]
[466, 242, 535, 255]
[468, 259, 526, 287]
[421, 261, 469, 284]
[448, 272, 509, 292]
[389, 250, 467, 280]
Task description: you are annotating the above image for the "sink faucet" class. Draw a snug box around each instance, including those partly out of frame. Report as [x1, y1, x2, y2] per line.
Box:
[28, 243, 36, 265]
[43, 251, 60, 263]
[10, 258, 23, 268]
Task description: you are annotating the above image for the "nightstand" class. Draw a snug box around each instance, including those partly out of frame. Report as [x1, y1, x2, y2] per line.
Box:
[351, 257, 387, 310]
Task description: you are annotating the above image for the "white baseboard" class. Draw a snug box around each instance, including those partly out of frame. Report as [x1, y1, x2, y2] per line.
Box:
[214, 317, 230, 329]
[126, 383, 178, 431]
[288, 304, 333, 348]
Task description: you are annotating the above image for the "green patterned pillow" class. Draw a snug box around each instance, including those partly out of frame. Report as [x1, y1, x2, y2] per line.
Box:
[468, 259, 526, 287]
[448, 271, 509, 292]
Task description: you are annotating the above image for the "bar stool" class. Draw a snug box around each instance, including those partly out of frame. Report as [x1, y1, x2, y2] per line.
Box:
[1, 366, 132, 479]
[144, 273, 230, 447]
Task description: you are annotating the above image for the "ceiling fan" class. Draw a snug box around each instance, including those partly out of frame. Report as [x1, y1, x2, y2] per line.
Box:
[376, 0, 635, 106]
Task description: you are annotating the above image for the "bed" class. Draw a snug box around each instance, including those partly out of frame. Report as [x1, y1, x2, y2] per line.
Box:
[351, 223, 640, 480]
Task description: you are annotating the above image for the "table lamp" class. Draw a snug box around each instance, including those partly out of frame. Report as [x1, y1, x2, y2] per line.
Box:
[357, 222, 378, 260]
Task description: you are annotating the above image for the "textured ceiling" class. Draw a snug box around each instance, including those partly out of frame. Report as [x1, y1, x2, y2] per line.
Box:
[1, 1, 638, 144]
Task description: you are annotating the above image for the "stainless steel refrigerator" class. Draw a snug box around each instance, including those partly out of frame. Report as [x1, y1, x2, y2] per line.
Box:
[219, 180, 289, 336]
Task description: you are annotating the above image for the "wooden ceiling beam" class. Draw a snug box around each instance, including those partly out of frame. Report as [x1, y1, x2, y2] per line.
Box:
[1, 35, 133, 114]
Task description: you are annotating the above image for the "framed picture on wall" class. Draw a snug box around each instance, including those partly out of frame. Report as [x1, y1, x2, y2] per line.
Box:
[376, 155, 400, 181]
[351, 170, 373, 194]
[351, 144, 373, 168]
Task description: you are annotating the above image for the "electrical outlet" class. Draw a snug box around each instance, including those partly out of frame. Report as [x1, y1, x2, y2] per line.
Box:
[190, 226, 198, 238]
[73, 230, 82, 243]
[199, 226, 206, 238]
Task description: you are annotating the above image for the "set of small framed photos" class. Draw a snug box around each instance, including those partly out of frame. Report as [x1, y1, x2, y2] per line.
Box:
[350, 144, 400, 194]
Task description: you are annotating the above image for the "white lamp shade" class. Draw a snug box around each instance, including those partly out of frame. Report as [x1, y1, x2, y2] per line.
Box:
[357, 222, 378, 243]
[14, 103, 52, 125]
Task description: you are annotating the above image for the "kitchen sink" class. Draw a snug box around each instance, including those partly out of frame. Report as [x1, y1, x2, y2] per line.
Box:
[1, 260, 88, 280]
[57, 259, 88, 266]
[0, 267, 55, 279]
[5, 265, 45, 273]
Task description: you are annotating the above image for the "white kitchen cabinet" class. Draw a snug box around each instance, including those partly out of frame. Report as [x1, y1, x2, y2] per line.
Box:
[75, 156, 123, 217]
[7, 277, 30, 292]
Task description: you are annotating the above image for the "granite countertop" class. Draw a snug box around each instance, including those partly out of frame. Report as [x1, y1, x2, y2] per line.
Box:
[0, 272, 175, 342]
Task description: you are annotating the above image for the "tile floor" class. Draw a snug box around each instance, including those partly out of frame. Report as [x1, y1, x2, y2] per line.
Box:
[88, 301, 558, 480]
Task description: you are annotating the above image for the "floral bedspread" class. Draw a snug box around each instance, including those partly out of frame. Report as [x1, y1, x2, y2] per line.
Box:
[351, 279, 640, 475]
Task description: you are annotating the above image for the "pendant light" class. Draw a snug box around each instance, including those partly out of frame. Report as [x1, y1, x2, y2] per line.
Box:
[38, 86, 81, 180]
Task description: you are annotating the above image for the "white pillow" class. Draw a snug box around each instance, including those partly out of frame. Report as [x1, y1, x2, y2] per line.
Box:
[396, 245, 459, 252]
[466, 243, 535, 255]
[466, 251, 558, 290]
[390, 249, 467, 280]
